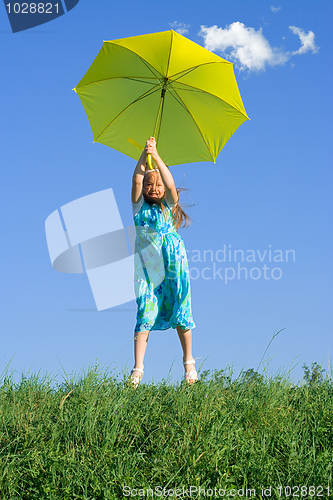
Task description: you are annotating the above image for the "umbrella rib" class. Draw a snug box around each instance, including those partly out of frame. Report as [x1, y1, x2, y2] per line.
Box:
[170, 60, 231, 82]
[165, 30, 174, 78]
[76, 76, 161, 89]
[169, 88, 215, 163]
[105, 41, 163, 80]
[94, 85, 161, 142]
[124, 76, 160, 85]
[170, 80, 249, 120]
[129, 49, 163, 80]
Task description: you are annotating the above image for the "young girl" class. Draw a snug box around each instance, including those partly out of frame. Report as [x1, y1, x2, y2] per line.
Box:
[131, 137, 197, 386]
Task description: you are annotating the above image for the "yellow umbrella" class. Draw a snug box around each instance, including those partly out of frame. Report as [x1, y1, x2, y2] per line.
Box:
[74, 30, 249, 166]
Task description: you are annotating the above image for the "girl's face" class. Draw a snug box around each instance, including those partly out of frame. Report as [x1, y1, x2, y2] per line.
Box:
[143, 172, 165, 202]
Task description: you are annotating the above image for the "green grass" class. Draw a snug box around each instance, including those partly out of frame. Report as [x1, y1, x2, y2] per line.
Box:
[0, 365, 332, 499]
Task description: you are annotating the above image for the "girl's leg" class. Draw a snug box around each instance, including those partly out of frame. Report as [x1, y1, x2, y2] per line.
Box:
[133, 330, 149, 377]
[176, 326, 196, 378]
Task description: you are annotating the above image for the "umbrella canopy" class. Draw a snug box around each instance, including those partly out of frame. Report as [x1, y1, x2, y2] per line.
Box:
[74, 30, 249, 166]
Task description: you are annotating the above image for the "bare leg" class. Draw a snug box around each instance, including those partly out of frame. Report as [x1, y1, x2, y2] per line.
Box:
[132, 330, 149, 378]
[176, 326, 196, 382]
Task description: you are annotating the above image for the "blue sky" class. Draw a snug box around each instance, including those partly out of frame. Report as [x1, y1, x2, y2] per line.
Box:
[1, 0, 332, 385]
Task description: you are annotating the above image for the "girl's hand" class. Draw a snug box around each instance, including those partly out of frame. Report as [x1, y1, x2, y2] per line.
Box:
[145, 137, 158, 160]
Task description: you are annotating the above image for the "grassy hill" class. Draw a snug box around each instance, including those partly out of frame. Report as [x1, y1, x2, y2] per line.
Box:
[0, 364, 332, 499]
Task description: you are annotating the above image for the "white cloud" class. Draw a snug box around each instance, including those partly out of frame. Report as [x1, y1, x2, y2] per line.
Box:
[289, 26, 319, 55]
[169, 22, 190, 35]
[271, 6, 281, 13]
[199, 22, 319, 72]
[200, 22, 289, 71]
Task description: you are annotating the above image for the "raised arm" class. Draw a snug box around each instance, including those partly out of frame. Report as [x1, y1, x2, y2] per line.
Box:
[131, 147, 147, 204]
[147, 137, 179, 205]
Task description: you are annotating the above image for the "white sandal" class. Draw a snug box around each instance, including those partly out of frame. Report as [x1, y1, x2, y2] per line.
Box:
[130, 367, 144, 388]
[183, 359, 198, 384]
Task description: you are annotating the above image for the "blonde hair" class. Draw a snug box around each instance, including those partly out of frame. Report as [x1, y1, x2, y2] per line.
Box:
[143, 170, 192, 230]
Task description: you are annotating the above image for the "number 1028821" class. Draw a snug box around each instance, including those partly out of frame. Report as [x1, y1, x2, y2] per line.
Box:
[6, 3, 60, 14]
[277, 485, 331, 497]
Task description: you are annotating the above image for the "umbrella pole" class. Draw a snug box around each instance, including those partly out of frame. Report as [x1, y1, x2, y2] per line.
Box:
[147, 82, 167, 169]
[153, 85, 167, 142]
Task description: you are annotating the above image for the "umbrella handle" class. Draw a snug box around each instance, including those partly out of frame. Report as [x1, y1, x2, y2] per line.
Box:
[147, 153, 155, 170]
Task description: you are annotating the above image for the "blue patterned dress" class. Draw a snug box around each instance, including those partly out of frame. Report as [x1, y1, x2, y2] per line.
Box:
[132, 196, 195, 333]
